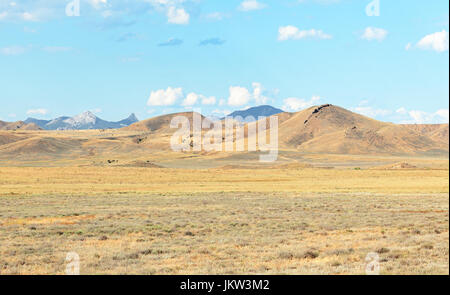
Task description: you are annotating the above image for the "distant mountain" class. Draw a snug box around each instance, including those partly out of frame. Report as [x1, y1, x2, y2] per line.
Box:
[25, 112, 139, 130]
[224, 105, 284, 122]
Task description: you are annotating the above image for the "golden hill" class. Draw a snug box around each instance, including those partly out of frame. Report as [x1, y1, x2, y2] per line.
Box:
[0, 120, 41, 131]
[402, 124, 449, 144]
[277, 105, 448, 155]
[0, 106, 448, 166]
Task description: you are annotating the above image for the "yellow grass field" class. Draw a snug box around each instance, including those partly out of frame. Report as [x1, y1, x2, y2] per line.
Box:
[0, 166, 448, 275]
[0, 167, 448, 195]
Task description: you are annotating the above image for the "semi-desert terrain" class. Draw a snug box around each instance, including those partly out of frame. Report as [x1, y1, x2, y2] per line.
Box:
[0, 105, 448, 274]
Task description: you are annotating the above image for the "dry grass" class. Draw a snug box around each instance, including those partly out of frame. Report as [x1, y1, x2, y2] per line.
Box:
[0, 192, 447, 275]
[0, 167, 448, 196]
[0, 165, 448, 275]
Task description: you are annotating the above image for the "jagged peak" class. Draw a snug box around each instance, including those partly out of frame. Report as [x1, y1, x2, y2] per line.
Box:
[127, 113, 139, 121]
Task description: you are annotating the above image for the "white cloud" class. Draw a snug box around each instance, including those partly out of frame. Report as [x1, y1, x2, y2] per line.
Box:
[147, 87, 183, 106]
[202, 96, 216, 105]
[395, 107, 449, 124]
[0, 45, 27, 56]
[407, 109, 449, 124]
[278, 26, 332, 41]
[416, 30, 449, 52]
[87, 0, 108, 9]
[396, 107, 407, 115]
[27, 108, 49, 115]
[227, 83, 272, 106]
[282, 96, 321, 112]
[361, 27, 388, 41]
[167, 6, 189, 24]
[228, 86, 252, 106]
[176, 91, 218, 106]
[252, 82, 269, 104]
[405, 43, 412, 50]
[436, 109, 449, 121]
[238, 0, 267, 11]
[0, 0, 195, 26]
[182, 92, 198, 106]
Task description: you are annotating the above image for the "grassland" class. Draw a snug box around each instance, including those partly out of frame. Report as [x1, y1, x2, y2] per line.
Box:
[0, 166, 448, 275]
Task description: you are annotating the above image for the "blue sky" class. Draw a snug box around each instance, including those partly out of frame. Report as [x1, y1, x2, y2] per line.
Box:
[0, 0, 449, 124]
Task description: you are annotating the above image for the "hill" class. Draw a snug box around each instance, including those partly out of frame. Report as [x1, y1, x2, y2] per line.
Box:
[0, 120, 41, 131]
[402, 124, 449, 144]
[123, 112, 208, 133]
[276, 104, 448, 155]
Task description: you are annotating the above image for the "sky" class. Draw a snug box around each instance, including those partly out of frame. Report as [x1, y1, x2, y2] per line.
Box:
[0, 0, 449, 124]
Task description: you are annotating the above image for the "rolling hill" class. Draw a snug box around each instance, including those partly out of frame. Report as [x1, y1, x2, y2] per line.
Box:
[0, 120, 41, 131]
[277, 104, 448, 155]
[0, 105, 448, 163]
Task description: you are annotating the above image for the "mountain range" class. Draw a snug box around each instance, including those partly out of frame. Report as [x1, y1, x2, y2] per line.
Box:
[23, 112, 139, 130]
[1, 105, 448, 159]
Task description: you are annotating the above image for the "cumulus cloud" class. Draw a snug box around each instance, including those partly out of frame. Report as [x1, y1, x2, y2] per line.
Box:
[175, 90, 218, 107]
[147, 87, 183, 106]
[416, 30, 449, 52]
[282, 96, 321, 112]
[350, 103, 449, 123]
[361, 27, 388, 41]
[182, 92, 198, 106]
[201, 96, 216, 105]
[0, 0, 194, 26]
[228, 86, 252, 106]
[227, 83, 271, 106]
[167, 6, 189, 24]
[27, 108, 49, 115]
[405, 109, 449, 124]
[252, 82, 269, 105]
[238, 0, 267, 11]
[278, 26, 332, 41]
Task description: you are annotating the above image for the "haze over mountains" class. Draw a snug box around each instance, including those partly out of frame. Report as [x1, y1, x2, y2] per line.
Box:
[23, 111, 139, 130]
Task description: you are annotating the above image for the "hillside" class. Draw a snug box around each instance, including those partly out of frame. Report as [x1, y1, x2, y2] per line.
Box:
[0, 120, 41, 131]
[402, 124, 449, 144]
[123, 112, 209, 133]
[276, 104, 448, 155]
[0, 105, 448, 164]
